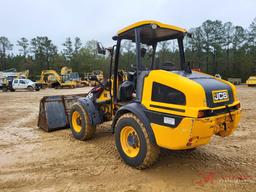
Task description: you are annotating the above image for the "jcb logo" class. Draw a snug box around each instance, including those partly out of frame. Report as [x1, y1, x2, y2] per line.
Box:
[212, 90, 229, 103]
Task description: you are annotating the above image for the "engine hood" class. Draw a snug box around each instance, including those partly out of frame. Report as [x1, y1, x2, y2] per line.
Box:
[172, 71, 234, 108]
[28, 82, 36, 86]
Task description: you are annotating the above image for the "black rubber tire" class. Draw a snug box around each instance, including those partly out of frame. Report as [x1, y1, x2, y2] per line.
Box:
[2, 87, 8, 92]
[115, 113, 160, 169]
[27, 86, 34, 91]
[184, 148, 197, 152]
[70, 102, 96, 141]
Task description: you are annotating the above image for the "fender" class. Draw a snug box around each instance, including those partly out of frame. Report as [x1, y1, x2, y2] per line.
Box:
[77, 97, 103, 126]
[111, 102, 157, 145]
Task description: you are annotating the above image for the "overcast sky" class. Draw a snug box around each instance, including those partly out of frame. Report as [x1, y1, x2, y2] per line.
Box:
[1, 0, 255, 52]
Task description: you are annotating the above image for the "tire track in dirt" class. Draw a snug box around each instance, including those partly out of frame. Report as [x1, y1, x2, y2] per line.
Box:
[0, 110, 39, 146]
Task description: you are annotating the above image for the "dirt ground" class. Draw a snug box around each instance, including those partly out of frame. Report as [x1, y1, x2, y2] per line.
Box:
[0, 85, 255, 192]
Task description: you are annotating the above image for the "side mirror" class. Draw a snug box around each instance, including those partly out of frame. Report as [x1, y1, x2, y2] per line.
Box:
[97, 42, 106, 55]
[89, 75, 98, 81]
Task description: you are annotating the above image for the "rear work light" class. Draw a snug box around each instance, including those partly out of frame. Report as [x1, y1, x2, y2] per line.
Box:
[198, 110, 207, 118]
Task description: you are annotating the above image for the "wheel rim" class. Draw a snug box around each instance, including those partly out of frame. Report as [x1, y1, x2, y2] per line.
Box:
[120, 126, 140, 158]
[72, 111, 82, 133]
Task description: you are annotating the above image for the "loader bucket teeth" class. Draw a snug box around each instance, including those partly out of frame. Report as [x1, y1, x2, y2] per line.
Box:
[38, 94, 85, 132]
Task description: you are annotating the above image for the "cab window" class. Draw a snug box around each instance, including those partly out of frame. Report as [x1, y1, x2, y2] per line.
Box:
[151, 82, 186, 105]
[13, 80, 18, 84]
[19, 80, 26, 84]
[155, 39, 181, 71]
[119, 39, 136, 71]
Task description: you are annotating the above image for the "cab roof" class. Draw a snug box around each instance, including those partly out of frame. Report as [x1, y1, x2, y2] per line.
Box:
[117, 20, 187, 45]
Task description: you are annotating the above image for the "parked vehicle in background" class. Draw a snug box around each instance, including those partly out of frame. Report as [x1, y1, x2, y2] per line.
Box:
[0, 69, 29, 89]
[37, 70, 77, 88]
[246, 76, 256, 86]
[2, 78, 40, 92]
[228, 78, 242, 85]
[83, 70, 104, 86]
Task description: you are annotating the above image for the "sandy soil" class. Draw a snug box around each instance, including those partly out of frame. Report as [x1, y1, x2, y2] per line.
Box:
[0, 86, 255, 192]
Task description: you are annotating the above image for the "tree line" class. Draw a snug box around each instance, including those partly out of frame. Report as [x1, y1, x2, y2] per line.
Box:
[0, 18, 255, 81]
[186, 18, 256, 80]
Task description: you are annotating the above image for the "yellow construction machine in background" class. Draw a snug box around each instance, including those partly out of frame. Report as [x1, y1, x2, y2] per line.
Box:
[36, 66, 100, 88]
[246, 76, 256, 86]
[37, 69, 77, 88]
[83, 70, 104, 86]
[60, 66, 72, 75]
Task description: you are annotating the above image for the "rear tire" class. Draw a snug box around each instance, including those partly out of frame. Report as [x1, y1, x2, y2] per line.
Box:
[27, 86, 34, 91]
[184, 148, 196, 152]
[2, 87, 8, 92]
[70, 102, 96, 140]
[115, 113, 160, 169]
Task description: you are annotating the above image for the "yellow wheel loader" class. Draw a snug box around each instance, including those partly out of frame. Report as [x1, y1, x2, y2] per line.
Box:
[38, 20, 241, 169]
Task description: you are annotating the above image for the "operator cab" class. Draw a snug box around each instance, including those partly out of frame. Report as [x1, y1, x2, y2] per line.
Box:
[113, 20, 190, 105]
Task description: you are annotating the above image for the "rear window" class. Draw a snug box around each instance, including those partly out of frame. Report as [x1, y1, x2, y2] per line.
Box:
[14, 80, 18, 83]
[151, 82, 186, 105]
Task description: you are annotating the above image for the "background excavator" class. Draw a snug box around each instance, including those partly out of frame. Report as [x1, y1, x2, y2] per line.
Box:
[38, 20, 241, 169]
[37, 67, 78, 88]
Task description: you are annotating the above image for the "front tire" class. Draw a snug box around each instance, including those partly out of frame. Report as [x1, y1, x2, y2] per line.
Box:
[70, 102, 96, 140]
[115, 113, 160, 169]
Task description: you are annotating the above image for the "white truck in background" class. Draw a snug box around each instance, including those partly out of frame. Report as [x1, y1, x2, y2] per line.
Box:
[2, 78, 40, 92]
[0, 69, 29, 89]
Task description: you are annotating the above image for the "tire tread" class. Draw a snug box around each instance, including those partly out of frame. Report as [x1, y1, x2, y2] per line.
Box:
[71, 102, 96, 140]
[116, 113, 160, 169]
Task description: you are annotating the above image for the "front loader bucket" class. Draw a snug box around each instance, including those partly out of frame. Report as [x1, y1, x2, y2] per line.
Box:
[38, 94, 86, 132]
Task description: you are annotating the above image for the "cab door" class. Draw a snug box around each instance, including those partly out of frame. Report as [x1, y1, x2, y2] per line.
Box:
[18, 79, 27, 89]
[12, 79, 19, 89]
